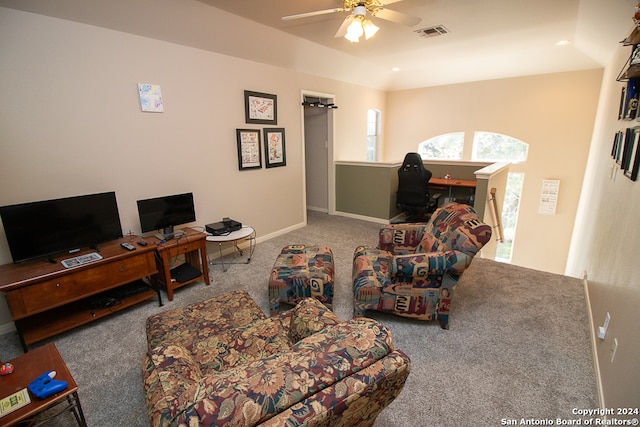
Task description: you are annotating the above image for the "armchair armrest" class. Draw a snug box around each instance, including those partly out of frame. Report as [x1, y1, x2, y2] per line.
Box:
[392, 251, 469, 278]
[143, 344, 204, 427]
[353, 246, 393, 292]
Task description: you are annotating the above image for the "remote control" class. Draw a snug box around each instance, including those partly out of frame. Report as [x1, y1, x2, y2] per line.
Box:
[136, 241, 148, 246]
[28, 370, 68, 399]
[121, 242, 136, 251]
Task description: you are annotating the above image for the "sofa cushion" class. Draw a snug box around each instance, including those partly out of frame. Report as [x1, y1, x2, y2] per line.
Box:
[378, 224, 426, 254]
[191, 314, 292, 374]
[289, 297, 341, 343]
[179, 318, 395, 426]
[260, 349, 411, 427]
[146, 290, 267, 350]
[416, 203, 492, 256]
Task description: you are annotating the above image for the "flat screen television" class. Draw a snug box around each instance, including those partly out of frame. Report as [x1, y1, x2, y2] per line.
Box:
[0, 191, 123, 264]
[136, 192, 196, 239]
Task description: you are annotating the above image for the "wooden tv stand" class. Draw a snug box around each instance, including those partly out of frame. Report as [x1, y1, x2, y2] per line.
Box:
[0, 237, 161, 351]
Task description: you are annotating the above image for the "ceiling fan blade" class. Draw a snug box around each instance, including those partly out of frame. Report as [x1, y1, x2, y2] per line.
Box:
[374, 8, 421, 27]
[334, 15, 354, 38]
[282, 8, 346, 21]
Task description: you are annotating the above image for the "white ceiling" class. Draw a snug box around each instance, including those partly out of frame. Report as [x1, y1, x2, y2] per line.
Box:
[0, 0, 634, 90]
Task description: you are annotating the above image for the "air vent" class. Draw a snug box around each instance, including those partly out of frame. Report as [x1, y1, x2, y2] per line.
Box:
[415, 25, 449, 38]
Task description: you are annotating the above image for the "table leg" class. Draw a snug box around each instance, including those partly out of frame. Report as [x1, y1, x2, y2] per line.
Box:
[199, 242, 210, 284]
[69, 392, 88, 427]
[218, 243, 227, 272]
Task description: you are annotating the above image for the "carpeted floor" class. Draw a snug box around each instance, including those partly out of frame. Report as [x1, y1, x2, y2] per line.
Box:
[0, 211, 598, 426]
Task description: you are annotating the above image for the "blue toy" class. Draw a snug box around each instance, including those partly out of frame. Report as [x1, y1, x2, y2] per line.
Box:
[28, 370, 68, 399]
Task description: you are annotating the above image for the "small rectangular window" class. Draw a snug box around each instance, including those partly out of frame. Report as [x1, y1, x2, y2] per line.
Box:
[367, 109, 380, 161]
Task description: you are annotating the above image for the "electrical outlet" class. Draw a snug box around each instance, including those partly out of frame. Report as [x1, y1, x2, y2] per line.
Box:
[598, 312, 611, 339]
[610, 338, 618, 363]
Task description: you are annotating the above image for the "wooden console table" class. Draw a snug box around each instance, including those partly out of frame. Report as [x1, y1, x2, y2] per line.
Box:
[0, 343, 87, 427]
[151, 228, 210, 301]
[0, 237, 160, 351]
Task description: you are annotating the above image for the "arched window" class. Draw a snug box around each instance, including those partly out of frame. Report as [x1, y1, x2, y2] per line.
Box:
[418, 132, 464, 160]
[417, 131, 528, 263]
[472, 131, 528, 163]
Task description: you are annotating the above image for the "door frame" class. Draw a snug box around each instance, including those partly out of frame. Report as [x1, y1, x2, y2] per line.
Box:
[300, 90, 336, 223]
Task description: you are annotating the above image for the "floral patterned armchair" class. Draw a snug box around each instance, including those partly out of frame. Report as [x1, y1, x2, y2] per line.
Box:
[143, 290, 411, 426]
[353, 203, 492, 329]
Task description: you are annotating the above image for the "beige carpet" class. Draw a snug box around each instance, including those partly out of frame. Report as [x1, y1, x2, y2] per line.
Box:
[0, 211, 597, 426]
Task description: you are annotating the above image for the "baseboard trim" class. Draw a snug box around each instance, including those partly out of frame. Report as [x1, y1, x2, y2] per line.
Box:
[582, 273, 606, 409]
[333, 211, 389, 225]
[307, 206, 328, 213]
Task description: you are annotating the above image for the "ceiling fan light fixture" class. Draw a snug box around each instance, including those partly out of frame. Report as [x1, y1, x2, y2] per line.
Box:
[345, 17, 364, 42]
[363, 19, 379, 39]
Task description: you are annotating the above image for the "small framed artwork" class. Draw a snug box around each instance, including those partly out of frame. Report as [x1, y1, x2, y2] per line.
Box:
[629, 134, 640, 181]
[236, 129, 262, 170]
[244, 90, 277, 125]
[621, 127, 636, 171]
[264, 128, 286, 168]
[138, 83, 163, 112]
[615, 131, 625, 165]
[618, 86, 626, 120]
[612, 131, 624, 163]
[625, 130, 640, 180]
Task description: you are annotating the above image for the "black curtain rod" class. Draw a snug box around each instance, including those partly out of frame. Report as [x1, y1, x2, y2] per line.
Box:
[302, 98, 338, 109]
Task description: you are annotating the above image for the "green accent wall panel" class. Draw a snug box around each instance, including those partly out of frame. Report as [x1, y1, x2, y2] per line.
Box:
[336, 164, 397, 220]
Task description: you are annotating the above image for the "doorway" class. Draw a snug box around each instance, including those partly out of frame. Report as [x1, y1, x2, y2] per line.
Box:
[302, 91, 335, 216]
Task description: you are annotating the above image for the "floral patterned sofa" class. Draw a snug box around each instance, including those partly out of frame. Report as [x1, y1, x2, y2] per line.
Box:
[143, 290, 411, 426]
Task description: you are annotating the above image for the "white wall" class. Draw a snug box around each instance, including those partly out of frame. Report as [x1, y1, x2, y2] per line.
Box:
[383, 70, 603, 274]
[567, 37, 640, 408]
[0, 8, 385, 328]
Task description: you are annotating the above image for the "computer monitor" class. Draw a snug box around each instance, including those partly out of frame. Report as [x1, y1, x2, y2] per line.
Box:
[136, 192, 196, 240]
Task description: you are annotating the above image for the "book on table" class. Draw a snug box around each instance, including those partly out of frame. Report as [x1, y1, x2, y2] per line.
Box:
[0, 388, 31, 417]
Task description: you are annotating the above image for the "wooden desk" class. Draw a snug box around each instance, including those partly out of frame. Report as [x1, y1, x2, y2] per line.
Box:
[429, 177, 477, 188]
[0, 343, 87, 427]
[0, 237, 160, 351]
[152, 228, 210, 301]
[429, 177, 477, 206]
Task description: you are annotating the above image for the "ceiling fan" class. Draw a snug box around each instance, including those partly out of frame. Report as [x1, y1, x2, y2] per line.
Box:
[281, 0, 422, 43]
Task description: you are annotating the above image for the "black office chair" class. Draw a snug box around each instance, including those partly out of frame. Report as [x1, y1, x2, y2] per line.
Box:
[396, 152, 440, 221]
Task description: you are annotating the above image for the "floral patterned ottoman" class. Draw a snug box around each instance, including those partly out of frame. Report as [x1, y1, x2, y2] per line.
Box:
[268, 244, 335, 316]
[143, 290, 411, 427]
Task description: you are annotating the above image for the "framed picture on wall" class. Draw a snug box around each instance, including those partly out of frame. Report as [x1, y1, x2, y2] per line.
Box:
[263, 128, 286, 168]
[625, 130, 640, 180]
[244, 91, 277, 125]
[236, 129, 262, 170]
[618, 86, 626, 120]
[617, 131, 625, 165]
[621, 127, 636, 171]
[612, 131, 624, 164]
